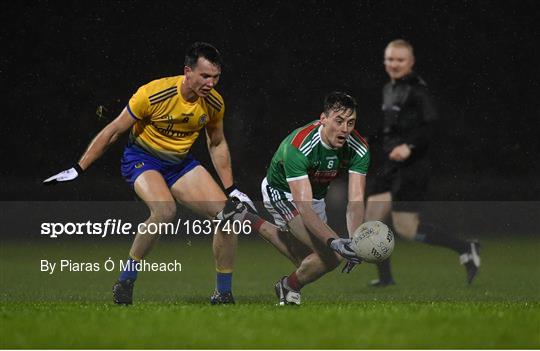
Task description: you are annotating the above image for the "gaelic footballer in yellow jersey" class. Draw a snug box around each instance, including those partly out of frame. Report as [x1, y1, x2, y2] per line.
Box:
[43, 42, 263, 306]
[126, 75, 225, 163]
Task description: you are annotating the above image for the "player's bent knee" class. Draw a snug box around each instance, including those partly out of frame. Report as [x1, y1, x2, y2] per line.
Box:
[392, 218, 418, 240]
[150, 202, 177, 223]
[365, 192, 392, 221]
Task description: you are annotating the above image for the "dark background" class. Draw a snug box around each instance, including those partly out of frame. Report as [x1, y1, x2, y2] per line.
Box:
[1, 0, 539, 201]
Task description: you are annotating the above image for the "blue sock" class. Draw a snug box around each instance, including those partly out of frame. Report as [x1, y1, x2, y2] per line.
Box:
[216, 272, 232, 293]
[119, 258, 139, 281]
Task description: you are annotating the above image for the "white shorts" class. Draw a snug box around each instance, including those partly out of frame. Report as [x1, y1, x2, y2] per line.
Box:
[261, 177, 327, 228]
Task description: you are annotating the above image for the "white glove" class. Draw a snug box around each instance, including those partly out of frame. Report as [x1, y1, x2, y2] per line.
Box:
[227, 186, 257, 213]
[216, 197, 248, 221]
[43, 165, 83, 184]
[327, 238, 362, 264]
[341, 260, 362, 274]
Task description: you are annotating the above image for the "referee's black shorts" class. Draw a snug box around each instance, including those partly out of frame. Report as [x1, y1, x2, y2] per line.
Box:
[366, 155, 431, 212]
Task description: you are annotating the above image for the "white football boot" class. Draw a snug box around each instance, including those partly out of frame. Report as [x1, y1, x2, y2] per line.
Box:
[274, 276, 301, 306]
[459, 241, 481, 284]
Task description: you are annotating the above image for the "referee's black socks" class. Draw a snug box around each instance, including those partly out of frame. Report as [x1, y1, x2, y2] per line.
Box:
[376, 258, 393, 283]
[415, 223, 469, 254]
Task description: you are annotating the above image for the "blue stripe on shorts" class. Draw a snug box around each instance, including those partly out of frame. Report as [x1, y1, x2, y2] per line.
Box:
[120, 145, 200, 188]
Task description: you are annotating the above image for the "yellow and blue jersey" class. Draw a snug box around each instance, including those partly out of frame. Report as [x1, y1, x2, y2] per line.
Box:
[126, 75, 225, 163]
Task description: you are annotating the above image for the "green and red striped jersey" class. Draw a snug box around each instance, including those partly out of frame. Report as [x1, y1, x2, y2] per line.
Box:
[266, 120, 370, 199]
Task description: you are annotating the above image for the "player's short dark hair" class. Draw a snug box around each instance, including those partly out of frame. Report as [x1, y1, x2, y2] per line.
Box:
[323, 91, 357, 116]
[184, 42, 223, 69]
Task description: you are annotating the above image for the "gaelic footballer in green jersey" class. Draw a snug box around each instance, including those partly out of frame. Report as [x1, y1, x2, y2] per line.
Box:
[266, 120, 369, 200]
[260, 92, 370, 305]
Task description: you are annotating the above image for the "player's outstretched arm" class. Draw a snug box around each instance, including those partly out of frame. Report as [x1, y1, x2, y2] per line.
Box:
[289, 178, 336, 242]
[339, 172, 367, 273]
[205, 119, 233, 188]
[205, 120, 256, 212]
[43, 108, 135, 184]
[346, 172, 366, 237]
[288, 178, 360, 264]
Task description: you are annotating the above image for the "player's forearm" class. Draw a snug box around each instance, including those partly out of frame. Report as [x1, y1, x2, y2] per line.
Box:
[208, 140, 234, 189]
[346, 200, 365, 237]
[296, 203, 338, 243]
[78, 127, 121, 170]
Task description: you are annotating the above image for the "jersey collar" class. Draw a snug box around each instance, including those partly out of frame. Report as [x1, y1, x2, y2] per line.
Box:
[178, 76, 200, 105]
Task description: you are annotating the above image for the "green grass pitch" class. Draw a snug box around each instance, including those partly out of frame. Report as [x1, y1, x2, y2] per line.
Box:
[1, 236, 539, 348]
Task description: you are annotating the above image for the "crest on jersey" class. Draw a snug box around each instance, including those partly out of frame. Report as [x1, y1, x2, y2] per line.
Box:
[198, 115, 208, 126]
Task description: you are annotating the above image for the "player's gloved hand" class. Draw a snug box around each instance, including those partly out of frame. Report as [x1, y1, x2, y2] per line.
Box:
[341, 259, 362, 274]
[327, 238, 362, 264]
[216, 197, 248, 221]
[43, 164, 84, 185]
[225, 185, 257, 213]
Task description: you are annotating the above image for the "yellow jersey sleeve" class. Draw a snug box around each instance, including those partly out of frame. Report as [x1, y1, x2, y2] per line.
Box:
[127, 85, 150, 120]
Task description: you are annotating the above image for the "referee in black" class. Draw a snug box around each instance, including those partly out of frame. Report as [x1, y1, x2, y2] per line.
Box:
[365, 39, 481, 286]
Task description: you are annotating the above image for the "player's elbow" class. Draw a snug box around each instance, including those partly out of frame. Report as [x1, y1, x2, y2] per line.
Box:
[206, 130, 226, 148]
[99, 124, 124, 146]
[109, 131, 121, 145]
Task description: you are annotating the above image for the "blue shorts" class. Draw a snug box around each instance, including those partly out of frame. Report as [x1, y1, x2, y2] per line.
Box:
[121, 145, 200, 188]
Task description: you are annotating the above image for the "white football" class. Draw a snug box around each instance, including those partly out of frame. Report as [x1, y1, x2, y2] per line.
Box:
[351, 221, 394, 263]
